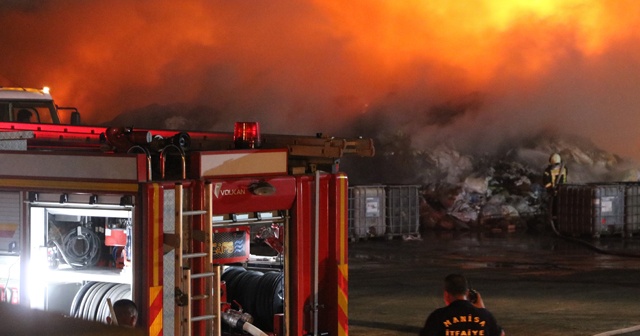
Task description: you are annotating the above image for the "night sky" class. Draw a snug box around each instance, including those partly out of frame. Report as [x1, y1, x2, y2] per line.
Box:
[2, 1, 640, 160]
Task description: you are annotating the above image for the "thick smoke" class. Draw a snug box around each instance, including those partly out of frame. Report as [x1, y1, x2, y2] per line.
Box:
[2, 1, 640, 161]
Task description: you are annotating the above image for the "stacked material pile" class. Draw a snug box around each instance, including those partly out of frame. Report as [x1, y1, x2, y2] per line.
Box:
[346, 132, 640, 232]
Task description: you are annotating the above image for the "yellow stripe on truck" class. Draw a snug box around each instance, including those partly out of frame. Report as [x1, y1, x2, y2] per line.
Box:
[152, 184, 161, 287]
[337, 173, 349, 335]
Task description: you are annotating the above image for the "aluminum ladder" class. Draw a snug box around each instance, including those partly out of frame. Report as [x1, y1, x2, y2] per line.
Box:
[172, 181, 221, 336]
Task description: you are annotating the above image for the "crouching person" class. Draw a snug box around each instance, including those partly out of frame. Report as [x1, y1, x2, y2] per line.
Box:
[107, 299, 138, 328]
[419, 274, 505, 336]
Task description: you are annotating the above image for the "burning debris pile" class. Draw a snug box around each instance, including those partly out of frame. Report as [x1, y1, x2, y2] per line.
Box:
[421, 154, 544, 230]
[419, 148, 546, 232]
[419, 133, 640, 232]
[345, 131, 640, 232]
[106, 103, 640, 233]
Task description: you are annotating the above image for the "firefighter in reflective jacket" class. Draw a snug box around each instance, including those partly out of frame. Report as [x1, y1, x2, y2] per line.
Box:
[544, 153, 567, 194]
[544, 153, 567, 218]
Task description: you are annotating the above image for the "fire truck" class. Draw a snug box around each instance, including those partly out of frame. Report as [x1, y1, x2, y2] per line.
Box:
[0, 87, 374, 335]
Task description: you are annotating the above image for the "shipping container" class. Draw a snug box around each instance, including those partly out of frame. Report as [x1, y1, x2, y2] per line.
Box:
[348, 186, 386, 241]
[385, 185, 421, 239]
[556, 183, 625, 238]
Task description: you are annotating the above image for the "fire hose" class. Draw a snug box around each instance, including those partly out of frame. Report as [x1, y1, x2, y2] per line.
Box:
[48, 224, 102, 269]
[549, 217, 640, 258]
[242, 322, 268, 336]
[222, 310, 268, 336]
[221, 267, 284, 331]
[70, 282, 131, 322]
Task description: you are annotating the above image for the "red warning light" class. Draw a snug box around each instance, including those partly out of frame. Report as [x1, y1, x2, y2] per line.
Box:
[233, 122, 261, 149]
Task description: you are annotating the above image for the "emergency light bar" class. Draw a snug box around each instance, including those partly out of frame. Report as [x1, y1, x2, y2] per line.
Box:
[233, 122, 261, 149]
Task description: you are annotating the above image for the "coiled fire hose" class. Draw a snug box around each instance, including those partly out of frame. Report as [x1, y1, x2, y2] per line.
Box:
[60, 226, 102, 269]
[52, 225, 102, 269]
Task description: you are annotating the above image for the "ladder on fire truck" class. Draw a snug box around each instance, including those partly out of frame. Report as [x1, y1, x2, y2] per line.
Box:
[171, 181, 221, 336]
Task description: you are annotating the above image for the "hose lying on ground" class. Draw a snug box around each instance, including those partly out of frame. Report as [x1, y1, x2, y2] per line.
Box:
[550, 218, 640, 259]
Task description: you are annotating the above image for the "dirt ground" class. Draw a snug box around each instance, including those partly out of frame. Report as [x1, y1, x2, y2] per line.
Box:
[348, 227, 640, 336]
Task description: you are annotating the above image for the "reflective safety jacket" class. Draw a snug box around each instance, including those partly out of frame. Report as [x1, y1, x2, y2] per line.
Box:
[544, 163, 567, 190]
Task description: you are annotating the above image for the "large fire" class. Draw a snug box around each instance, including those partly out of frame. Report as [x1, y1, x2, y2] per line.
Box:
[1, 1, 640, 158]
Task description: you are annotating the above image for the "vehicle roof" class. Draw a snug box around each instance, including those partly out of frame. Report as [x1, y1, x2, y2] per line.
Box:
[0, 87, 53, 101]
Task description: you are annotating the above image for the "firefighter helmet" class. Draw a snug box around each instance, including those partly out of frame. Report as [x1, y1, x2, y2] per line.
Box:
[549, 153, 562, 164]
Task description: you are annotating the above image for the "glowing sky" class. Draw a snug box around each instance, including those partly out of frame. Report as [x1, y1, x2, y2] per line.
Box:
[2, 1, 640, 158]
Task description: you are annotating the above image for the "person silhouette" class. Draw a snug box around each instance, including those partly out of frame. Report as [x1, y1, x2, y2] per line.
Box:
[16, 109, 33, 122]
[106, 299, 138, 327]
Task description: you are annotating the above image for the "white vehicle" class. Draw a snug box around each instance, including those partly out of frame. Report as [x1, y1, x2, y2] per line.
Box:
[0, 87, 80, 124]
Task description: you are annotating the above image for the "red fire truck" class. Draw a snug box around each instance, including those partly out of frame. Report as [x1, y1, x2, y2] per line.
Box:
[0, 87, 374, 335]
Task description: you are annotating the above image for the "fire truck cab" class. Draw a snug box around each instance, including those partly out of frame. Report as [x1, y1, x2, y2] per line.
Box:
[0, 101, 373, 336]
[0, 87, 81, 125]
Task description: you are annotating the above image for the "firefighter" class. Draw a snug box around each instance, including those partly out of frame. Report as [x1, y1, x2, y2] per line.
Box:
[419, 274, 505, 336]
[107, 299, 138, 327]
[543, 153, 567, 219]
[543, 153, 567, 193]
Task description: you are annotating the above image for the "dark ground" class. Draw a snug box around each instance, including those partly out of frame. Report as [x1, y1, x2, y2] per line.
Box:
[348, 226, 640, 336]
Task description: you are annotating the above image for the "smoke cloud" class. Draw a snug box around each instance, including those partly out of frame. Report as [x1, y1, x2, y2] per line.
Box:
[2, 1, 640, 160]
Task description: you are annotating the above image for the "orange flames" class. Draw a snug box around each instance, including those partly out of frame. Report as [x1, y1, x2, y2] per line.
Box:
[1, 1, 640, 157]
[318, 0, 638, 87]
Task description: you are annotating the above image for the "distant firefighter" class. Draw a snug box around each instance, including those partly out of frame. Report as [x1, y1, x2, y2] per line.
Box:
[544, 152, 567, 219]
[543, 153, 567, 194]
